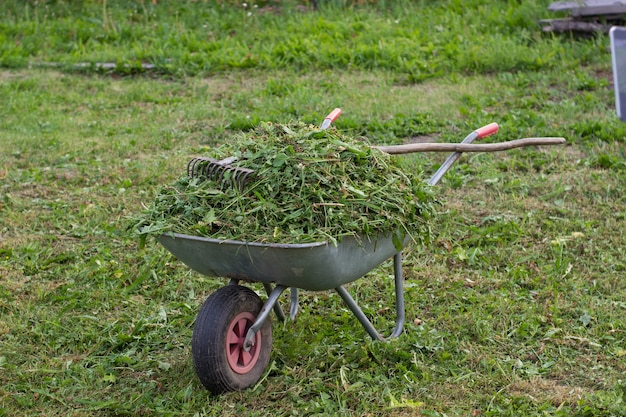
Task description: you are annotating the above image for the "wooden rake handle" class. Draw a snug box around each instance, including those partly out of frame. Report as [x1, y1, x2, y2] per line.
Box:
[373, 137, 566, 155]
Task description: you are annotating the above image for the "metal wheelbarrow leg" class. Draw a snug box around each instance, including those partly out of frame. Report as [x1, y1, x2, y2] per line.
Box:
[329, 122, 506, 340]
[235, 251, 405, 352]
[335, 252, 405, 341]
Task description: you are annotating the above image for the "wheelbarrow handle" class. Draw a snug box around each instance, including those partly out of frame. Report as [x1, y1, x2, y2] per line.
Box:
[320, 108, 342, 130]
[426, 122, 498, 186]
[475, 122, 499, 138]
[373, 137, 566, 154]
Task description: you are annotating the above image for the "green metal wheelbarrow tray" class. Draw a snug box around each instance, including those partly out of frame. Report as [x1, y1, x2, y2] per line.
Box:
[157, 121, 566, 394]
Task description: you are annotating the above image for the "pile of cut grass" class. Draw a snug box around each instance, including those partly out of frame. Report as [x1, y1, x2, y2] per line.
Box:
[134, 121, 437, 246]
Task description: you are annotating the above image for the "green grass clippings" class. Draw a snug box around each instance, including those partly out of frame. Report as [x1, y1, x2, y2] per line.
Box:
[134, 121, 437, 246]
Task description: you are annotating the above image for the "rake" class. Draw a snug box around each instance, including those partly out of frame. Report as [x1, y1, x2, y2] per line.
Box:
[187, 109, 566, 189]
[187, 108, 342, 189]
[186, 156, 255, 190]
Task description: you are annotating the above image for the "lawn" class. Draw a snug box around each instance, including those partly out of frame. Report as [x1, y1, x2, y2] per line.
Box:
[1, 1, 625, 416]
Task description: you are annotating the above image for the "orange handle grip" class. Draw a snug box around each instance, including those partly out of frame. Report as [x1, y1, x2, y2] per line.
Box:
[474, 122, 499, 139]
[325, 108, 342, 123]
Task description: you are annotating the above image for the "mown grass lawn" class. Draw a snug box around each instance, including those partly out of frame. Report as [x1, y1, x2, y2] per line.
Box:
[1, 1, 626, 416]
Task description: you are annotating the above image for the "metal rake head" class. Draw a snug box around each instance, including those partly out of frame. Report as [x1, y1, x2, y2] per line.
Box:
[187, 156, 255, 190]
[185, 108, 342, 190]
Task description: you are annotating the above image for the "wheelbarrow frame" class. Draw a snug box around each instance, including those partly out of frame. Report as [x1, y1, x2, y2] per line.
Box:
[160, 122, 498, 342]
[156, 121, 566, 393]
[158, 232, 408, 341]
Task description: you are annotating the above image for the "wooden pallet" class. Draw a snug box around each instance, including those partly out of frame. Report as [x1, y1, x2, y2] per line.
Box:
[542, 0, 626, 33]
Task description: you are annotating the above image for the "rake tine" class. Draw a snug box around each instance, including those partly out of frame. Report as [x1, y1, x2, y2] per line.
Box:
[193, 159, 203, 178]
[234, 169, 245, 188]
[208, 162, 221, 179]
[216, 166, 227, 183]
[186, 159, 193, 177]
[187, 157, 201, 177]
[209, 164, 220, 181]
[235, 170, 248, 190]
[243, 170, 254, 184]
[222, 167, 237, 183]
[186, 156, 256, 187]
[201, 160, 213, 179]
[195, 160, 205, 178]
[222, 166, 235, 184]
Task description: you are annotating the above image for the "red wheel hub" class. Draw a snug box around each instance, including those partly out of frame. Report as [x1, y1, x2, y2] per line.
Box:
[225, 312, 261, 374]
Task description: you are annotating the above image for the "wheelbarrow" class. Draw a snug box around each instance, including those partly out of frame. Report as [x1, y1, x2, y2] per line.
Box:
[157, 119, 566, 394]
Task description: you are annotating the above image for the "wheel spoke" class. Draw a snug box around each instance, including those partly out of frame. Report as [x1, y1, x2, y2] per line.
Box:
[226, 329, 241, 346]
[228, 341, 240, 356]
[240, 348, 254, 366]
[236, 317, 248, 338]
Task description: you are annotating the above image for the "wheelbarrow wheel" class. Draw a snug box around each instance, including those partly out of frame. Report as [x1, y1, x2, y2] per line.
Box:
[192, 285, 272, 394]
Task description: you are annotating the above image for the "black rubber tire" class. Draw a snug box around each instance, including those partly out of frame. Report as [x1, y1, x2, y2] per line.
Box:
[192, 285, 272, 394]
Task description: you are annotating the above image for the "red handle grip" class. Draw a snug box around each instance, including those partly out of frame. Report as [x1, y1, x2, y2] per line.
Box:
[474, 122, 499, 139]
[325, 108, 342, 123]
